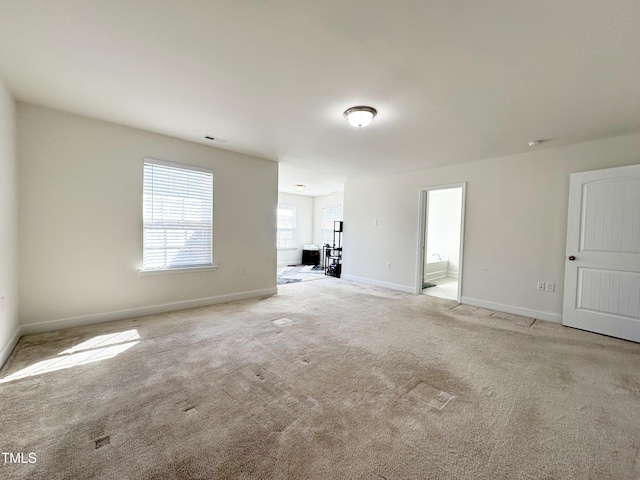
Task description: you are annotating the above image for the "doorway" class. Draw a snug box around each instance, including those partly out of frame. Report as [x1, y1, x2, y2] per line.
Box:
[415, 184, 466, 301]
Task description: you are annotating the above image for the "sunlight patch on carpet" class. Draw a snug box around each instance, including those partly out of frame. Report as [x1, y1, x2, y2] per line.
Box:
[0, 329, 140, 384]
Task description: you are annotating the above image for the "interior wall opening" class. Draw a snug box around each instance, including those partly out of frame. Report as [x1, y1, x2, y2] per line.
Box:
[417, 184, 465, 301]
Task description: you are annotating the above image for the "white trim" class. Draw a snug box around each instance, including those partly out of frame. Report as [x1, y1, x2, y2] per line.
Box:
[20, 288, 277, 335]
[458, 186, 466, 301]
[137, 265, 218, 276]
[341, 274, 415, 294]
[0, 328, 21, 369]
[461, 296, 562, 323]
[415, 189, 427, 294]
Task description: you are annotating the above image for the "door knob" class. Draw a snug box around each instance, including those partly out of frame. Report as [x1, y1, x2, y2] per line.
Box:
[568, 255, 576, 261]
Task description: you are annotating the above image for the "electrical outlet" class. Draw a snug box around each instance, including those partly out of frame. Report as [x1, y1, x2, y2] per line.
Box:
[0, 296, 4, 312]
[386, 262, 391, 269]
[537, 281, 545, 291]
[545, 282, 555, 292]
[240, 267, 246, 276]
[372, 219, 378, 226]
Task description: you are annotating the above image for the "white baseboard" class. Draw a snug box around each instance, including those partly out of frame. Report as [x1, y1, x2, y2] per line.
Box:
[20, 288, 278, 335]
[0, 327, 21, 369]
[461, 296, 562, 323]
[341, 274, 415, 294]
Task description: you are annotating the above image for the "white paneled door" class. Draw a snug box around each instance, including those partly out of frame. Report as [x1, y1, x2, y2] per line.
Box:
[563, 164, 640, 342]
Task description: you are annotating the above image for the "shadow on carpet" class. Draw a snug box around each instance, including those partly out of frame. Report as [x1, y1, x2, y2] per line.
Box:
[277, 265, 325, 285]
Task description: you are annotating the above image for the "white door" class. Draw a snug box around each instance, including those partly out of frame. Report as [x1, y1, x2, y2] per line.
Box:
[563, 164, 640, 342]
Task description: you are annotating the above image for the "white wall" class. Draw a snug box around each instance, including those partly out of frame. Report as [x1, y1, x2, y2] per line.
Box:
[343, 133, 640, 319]
[0, 79, 18, 363]
[277, 192, 314, 266]
[18, 104, 278, 328]
[313, 193, 344, 246]
[426, 188, 462, 276]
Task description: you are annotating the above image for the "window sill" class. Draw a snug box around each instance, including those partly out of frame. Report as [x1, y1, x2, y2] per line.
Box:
[137, 265, 218, 276]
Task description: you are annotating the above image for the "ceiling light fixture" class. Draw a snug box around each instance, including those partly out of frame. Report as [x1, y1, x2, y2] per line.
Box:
[527, 140, 543, 147]
[294, 184, 306, 191]
[344, 106, 377, 128]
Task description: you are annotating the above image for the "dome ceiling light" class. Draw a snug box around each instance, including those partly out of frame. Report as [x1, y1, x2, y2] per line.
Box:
[343, 106, 377, 128]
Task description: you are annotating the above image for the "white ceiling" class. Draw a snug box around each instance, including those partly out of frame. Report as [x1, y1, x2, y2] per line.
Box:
[1, 1, 639, 196]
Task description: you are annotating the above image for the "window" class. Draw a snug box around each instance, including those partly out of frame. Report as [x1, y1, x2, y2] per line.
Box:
[276, 205, 296, 248]
[321, 206, 342, 245]
[142, 159, 213, 271]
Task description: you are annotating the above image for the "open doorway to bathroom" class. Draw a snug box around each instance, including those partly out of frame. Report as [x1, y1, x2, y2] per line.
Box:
[415, 184, 465, 301]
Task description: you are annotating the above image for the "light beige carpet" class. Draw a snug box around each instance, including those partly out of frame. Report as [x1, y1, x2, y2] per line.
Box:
[1, 278, 640, 479]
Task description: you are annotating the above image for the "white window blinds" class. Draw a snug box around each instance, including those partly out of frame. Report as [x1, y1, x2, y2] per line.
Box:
[276, 205, 296, 248]
[321, 206, 342, 245]
[143, 160, 213, 271]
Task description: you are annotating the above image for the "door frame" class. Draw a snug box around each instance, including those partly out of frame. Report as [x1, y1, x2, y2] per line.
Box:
[415, 182, 467, 301]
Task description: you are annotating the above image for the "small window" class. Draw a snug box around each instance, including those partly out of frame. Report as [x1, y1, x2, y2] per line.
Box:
[321, 206, 342, 245]
[142, 159, 213, 271]
[277, 205, 296, 248]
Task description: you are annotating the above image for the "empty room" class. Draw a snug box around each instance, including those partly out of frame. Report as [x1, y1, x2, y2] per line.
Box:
[1, 1, 640, 479]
